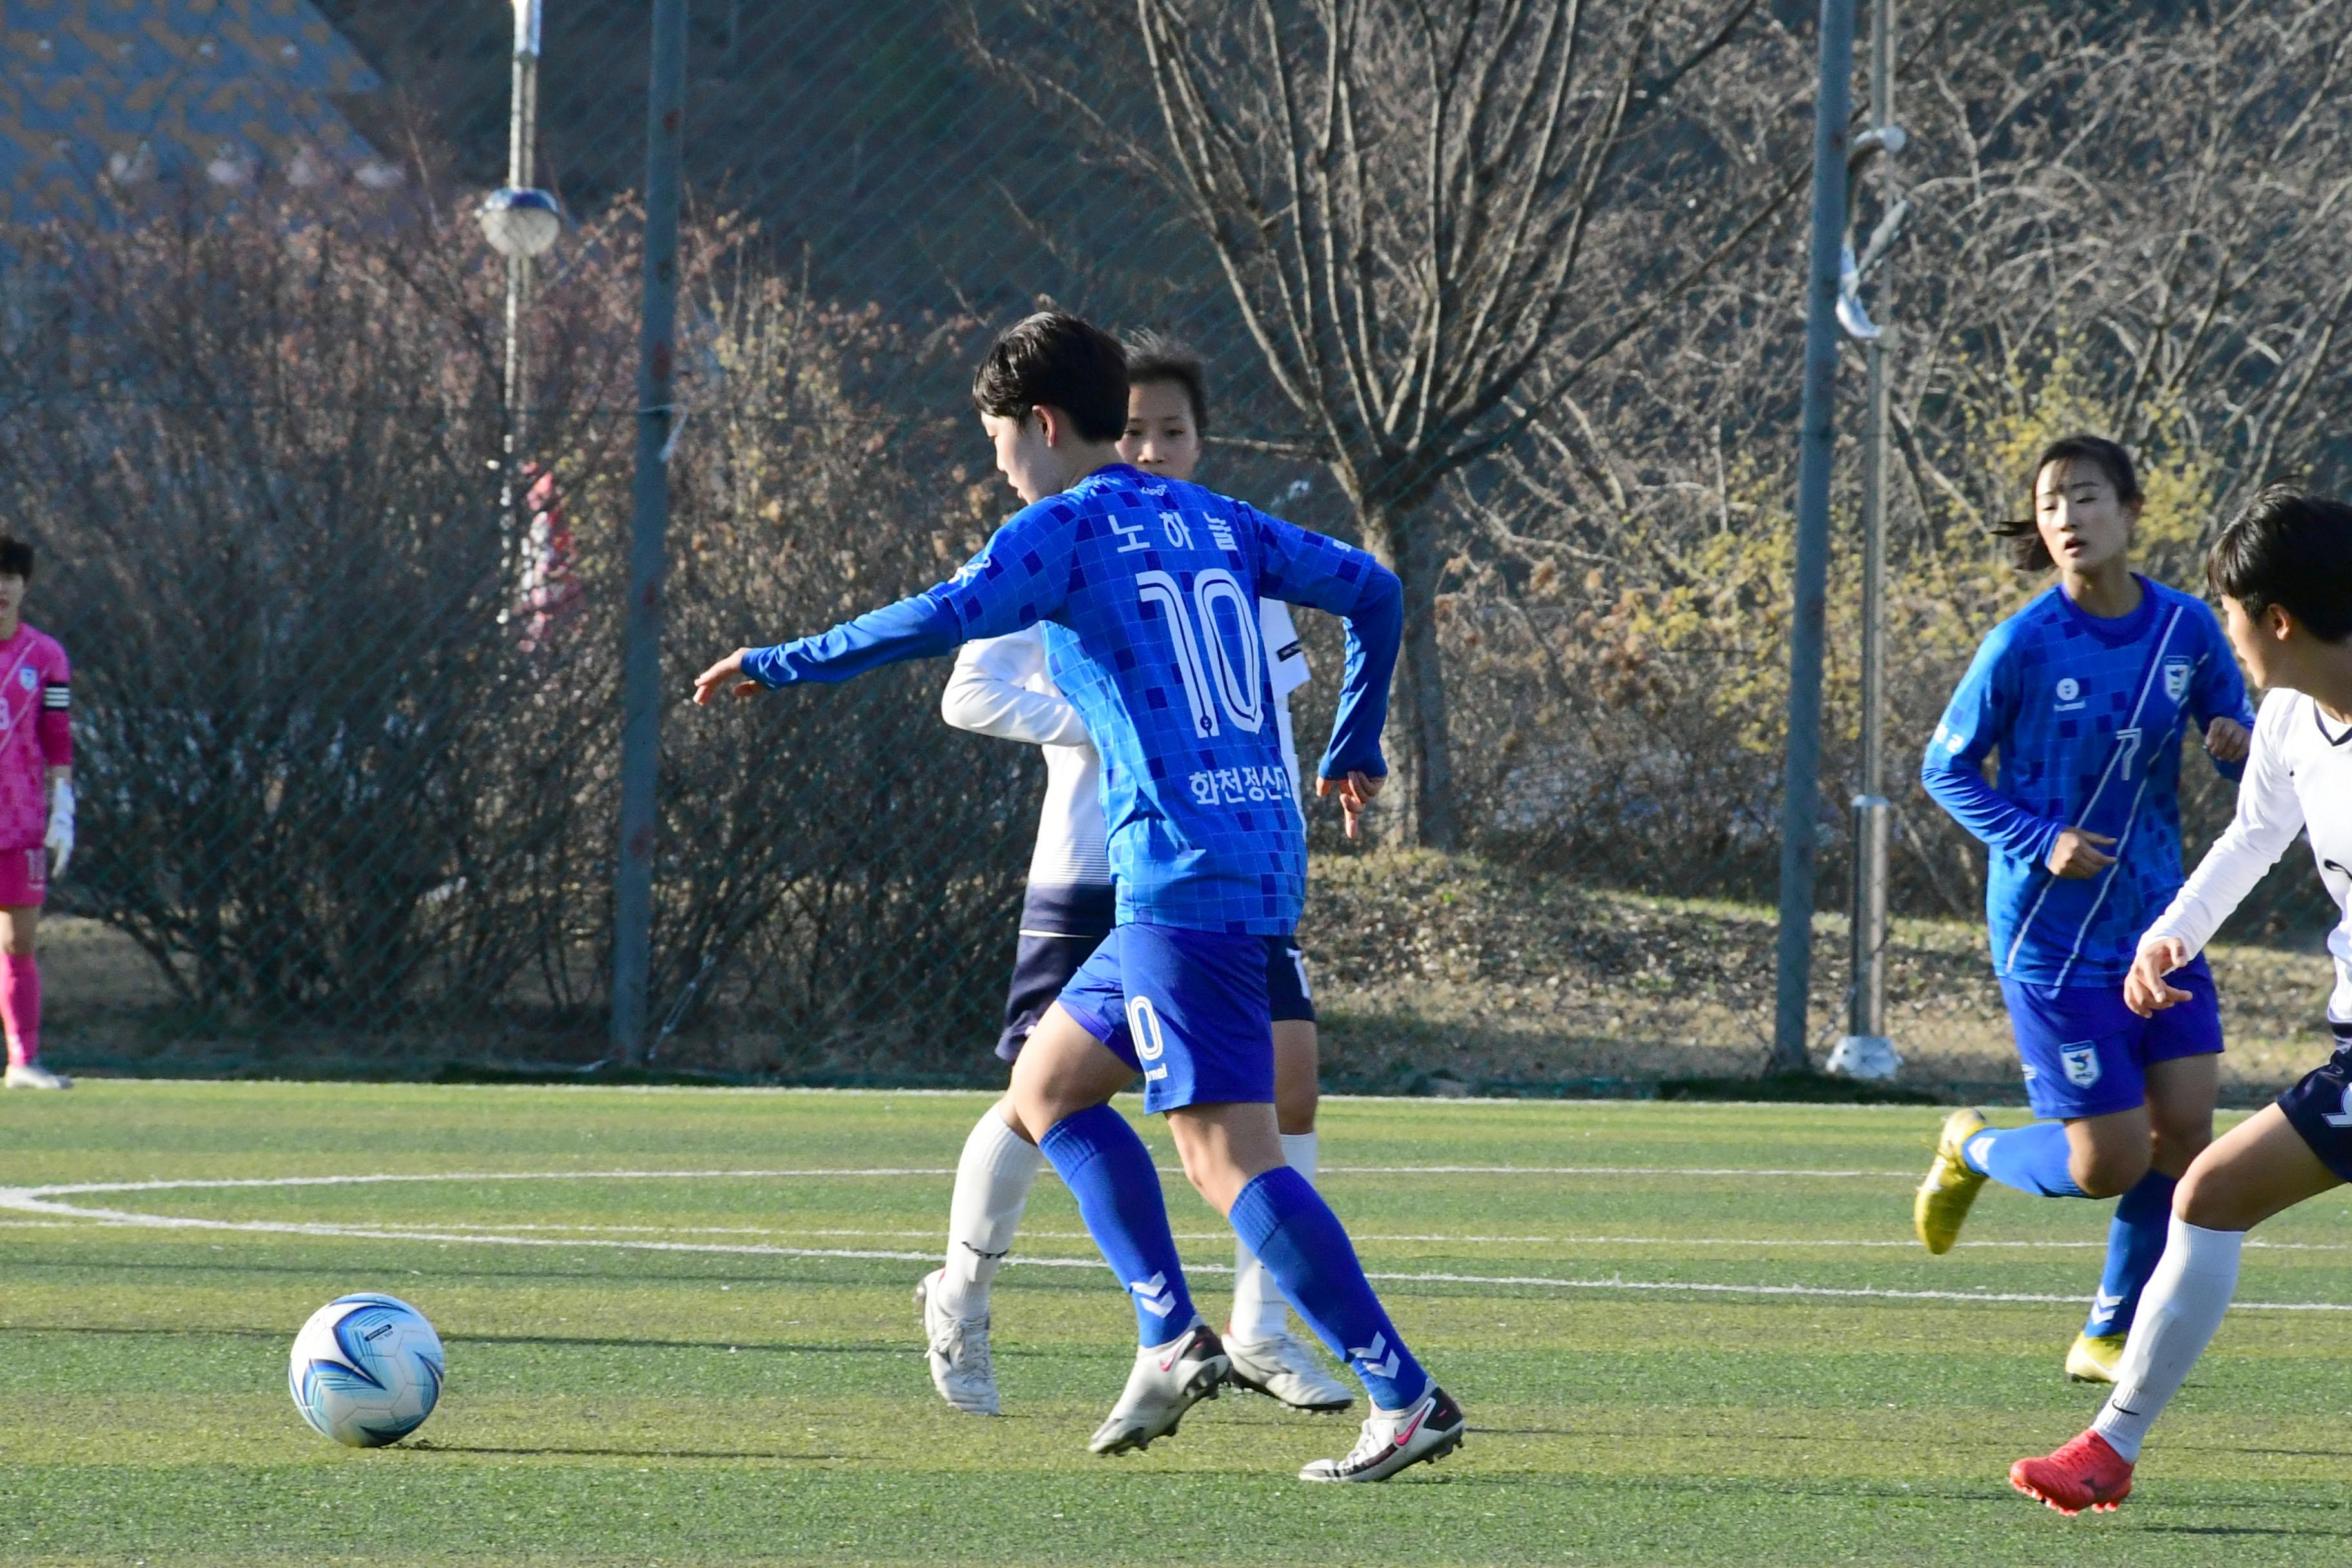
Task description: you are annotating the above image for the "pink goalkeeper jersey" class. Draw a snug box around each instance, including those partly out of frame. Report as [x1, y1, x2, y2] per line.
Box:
[0, 623, 70, 850]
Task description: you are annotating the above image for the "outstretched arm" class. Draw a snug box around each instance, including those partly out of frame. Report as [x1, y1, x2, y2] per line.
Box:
[2128, 696, 2305, 1014]
[694, 503, 1075, 705]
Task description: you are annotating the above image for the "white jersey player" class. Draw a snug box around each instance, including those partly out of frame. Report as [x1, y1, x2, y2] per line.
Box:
[916, 336, 1355, 1417]
[2010, 486, 2352, 1514]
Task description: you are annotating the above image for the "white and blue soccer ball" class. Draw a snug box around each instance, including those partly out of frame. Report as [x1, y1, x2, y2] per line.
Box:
[288, 1293, 446, 1447]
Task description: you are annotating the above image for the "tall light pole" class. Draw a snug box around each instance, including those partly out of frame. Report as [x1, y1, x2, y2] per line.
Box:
[1827, 0, 1910, 1081]
[611, 0, 689, 1065]
[1767, 0, 1859, 1077]
[480, 0, 561, 619]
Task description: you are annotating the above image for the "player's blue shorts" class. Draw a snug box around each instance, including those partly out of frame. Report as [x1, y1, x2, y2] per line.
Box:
[2273, 1023, 2352, 1185]
[1055, 922, 1276, 1112]
[997, 890, 1312, 1061]
[2000, 953, 2222, 1120]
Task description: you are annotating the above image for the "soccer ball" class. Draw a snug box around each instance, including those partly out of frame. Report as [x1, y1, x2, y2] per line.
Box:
[287, 1293, 446, 1447]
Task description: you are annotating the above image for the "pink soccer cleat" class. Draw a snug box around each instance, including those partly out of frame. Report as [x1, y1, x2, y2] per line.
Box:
[2010, 1429, 2133, 1515]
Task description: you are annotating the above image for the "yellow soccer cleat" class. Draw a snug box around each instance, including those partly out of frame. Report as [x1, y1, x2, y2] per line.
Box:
[2066, 1331, 2127, 1384]
[1914, 1107, 1991, 1255]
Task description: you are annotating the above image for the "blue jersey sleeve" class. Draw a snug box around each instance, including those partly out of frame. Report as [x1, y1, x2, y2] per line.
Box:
[1921, 627, 2065, 865]
[740, 500, 1076, 687]
[1246, 505, 1402, 779]
[2186, 602, 2255, 783]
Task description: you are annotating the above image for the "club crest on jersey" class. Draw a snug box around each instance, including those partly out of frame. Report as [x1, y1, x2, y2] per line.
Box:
[2054, 676, 2086, 712]
[14, 667, 31, 691]
[2059, 1042, 2102, 1088]
[2163, 658, 2192, 703]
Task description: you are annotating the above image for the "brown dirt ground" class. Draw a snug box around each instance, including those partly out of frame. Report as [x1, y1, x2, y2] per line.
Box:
[1306, 850, 2340, 1105]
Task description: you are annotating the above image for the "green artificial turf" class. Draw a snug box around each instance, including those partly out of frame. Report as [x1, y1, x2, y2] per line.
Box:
[3, 1083, 2348, 1565]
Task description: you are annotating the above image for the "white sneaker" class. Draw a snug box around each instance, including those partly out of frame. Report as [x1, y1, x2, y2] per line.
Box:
[914, 1269, 998, 1416]
[1088, 1320, 1228, 1455]
[3, 1063, 71, 1090]
[1226, 1329, 1354, 1413]
[1299, 1384, 1465, 1482]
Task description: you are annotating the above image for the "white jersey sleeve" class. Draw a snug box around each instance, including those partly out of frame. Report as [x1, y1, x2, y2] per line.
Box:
[2146, 687, 2352, 1023]
[1260, 599, 1310, 810]
[939, 626, 1110, 890]
[940, 628, 1089, 747]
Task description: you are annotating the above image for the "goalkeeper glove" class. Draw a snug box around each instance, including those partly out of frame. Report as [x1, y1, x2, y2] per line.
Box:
[44, 779, 72, 879]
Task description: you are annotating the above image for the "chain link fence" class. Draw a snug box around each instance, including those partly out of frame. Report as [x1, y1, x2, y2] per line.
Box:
[2, 0, 2346, 1092]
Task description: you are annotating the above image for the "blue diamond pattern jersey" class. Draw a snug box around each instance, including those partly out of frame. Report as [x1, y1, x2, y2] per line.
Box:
[1920, 576, 2254, 986]
[739, 464, 1402, 934]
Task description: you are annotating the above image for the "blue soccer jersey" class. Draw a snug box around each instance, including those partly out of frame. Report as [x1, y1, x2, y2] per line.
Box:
[740, 463, 1402, 934]
[1921, 576, 2254, 987]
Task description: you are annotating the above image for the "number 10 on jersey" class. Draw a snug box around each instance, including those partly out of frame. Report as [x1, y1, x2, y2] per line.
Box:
[1137, 569, 1264, 738]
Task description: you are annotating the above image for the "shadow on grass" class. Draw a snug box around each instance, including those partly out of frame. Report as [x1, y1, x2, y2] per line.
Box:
[3, 1322, 919, 1357]
[407, 1440, 840, 1462]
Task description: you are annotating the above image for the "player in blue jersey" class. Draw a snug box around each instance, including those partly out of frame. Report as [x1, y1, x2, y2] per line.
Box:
[917, 335, 1354, 1422]
[1914, 435, 2255, 1383]
[692, 311, 1463, 1482]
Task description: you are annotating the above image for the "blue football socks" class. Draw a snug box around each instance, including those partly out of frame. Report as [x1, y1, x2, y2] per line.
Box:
[1037, 1105, 1197, 1343]
[1228, 1165, 1429, 1411]
[1959, 1118, 2087, 1198]
[2084, 1168, 2177, 1337]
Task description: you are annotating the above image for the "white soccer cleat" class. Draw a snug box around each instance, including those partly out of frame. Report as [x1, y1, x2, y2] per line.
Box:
[1299, 1384, 1465, 1483]
[4, 1063, 71, 1090]
[914, 1269, 999, 1416]
[1226, 1329, 1354, 1413]
[1088, 1320, 1228, 1455]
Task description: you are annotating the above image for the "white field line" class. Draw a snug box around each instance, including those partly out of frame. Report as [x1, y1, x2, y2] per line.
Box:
[5, 1168, 2347, 1313]
[329, 1219, 2119, 1250]
[300, 1219, 2352, 1256]
[0, 1164, 1917, 1198]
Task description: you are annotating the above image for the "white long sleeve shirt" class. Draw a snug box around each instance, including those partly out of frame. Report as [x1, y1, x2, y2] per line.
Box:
[943, 600, 1312, 894]
[2143, 687, 2352, 1024]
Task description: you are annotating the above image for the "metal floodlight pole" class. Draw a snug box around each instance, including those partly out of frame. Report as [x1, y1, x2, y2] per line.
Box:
[1768, 0, 1859, 1077]
[611, 0, 689, 1064]
[1845, 0, 1899, 1065]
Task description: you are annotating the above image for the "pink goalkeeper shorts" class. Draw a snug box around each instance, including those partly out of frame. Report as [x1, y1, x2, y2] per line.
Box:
[0, 847, 46, 908]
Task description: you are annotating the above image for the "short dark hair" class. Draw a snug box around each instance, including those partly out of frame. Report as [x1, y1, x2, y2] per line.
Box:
[971, 311, 1129, 443]
[1991, 435, 2144, 573]
[2206, 485, 2352, 643]
[0, 538, 32, 582]
[1123, 330, 1210, 433]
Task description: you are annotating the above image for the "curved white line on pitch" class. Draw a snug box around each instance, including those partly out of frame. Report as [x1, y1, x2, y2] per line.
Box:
[0, 1164, 1916, 1205]
[6, 1167, 2350, 1313]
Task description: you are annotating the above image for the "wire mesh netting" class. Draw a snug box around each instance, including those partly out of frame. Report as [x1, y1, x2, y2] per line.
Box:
[2, 0, 2347, 1088]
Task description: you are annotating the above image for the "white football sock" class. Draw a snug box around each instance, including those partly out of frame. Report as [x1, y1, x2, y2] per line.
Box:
[932, 1106, 1044, 1319]
[2091, 1217, 2244, 1462]
[1230, 1131, 1320, 1342]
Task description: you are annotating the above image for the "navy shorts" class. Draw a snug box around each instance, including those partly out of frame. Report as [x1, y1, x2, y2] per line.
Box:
[1266, 937, 1315, 1025]
[2000, 954, 2222, 1120]
[994, 885, 1116, 1062]
[2275, 1024, 2352, 1185]
[1056, 922, 1276, 1113]
[995, 887, 1311, 1058]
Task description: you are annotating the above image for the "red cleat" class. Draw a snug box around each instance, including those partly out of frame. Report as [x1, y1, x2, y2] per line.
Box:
[2010, 1429, 2134, 1515]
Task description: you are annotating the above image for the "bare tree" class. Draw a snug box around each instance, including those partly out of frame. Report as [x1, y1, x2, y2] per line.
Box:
[968, 0, 1802, 845]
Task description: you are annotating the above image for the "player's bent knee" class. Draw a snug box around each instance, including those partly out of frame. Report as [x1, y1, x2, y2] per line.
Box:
[2070, 1146, 2151, 1200]
[2173, 1162, 2255, 1230]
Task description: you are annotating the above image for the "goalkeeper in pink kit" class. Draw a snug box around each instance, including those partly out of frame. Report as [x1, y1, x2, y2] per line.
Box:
[0, 538, 77, 1090]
